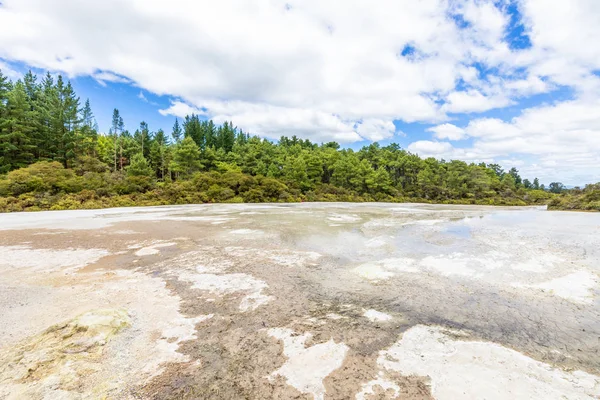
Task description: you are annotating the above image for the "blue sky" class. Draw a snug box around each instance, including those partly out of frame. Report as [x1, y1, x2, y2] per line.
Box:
[3, 57, 576, 152]
[71, 77, 176, 135]
[1, 0, 600, 184]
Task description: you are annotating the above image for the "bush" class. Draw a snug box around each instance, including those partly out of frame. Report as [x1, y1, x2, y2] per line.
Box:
[74, 156, 109, 175]
[243, 188, 266, 203]
[1, 160, 576, 213]
[127, 154, 154, 178]
[207, 184, 235, 202]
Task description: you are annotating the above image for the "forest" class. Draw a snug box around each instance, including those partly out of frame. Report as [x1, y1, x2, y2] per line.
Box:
[0, 69, 596, 212]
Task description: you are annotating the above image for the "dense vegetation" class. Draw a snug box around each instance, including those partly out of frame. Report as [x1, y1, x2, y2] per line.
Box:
[547, 184, 600, 211]
[0, 69, 580, 213]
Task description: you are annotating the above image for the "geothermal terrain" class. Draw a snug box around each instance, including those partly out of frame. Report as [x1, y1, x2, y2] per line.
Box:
[0, 203, 599, 399]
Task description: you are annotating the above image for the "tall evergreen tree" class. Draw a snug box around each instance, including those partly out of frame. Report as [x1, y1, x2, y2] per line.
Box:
[172, 118, 182, 143]
[183, 114, 204, 149]
[61, 81, 81, 167]
[205, 120, 216, 148]
[137, 121, 150, 157]
[127, 153, 154, 177]
[38, 73, 56, 160]
[219, 121, 235, 153]
[0, 69, 10, 104]
[111, 108, 122, 171]
[23, 71, 38, 101]
[80, 99, 98, 156]
[0, 81, 36, 171]
[170, 136, 202, 178]
[118, 116, 124, 170]
[22, 71, 43, 158]
[0, 70, 11, 170]
[150, 128, 169, 179]
[50, 75, 66, 156]
[508, 167, 522, 187]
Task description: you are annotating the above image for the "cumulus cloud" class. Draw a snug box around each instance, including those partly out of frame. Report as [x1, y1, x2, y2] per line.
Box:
[0, 0, 553, 136]
[427, 123, 467, 141]
[0, 59, 21, 79]
[160, 100, 362, 143]
[520, 0, 600, 93]
[159, 101, 205, 118]
[1, 0, 600, 182]
[412, 98, 600, 184]
[408, 140, 454, 156]
[441, 90, 513, 114]
[408, 0, 600, 183]
[209, 104, 363, 144]
[355, 119, 397, 142]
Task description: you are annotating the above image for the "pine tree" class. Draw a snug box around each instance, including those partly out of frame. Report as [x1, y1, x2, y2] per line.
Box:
[508, 167, 522, 187]
[150, 128, 169, 179]
[170, 136, 202, 178]
[80, 99, 98, 156]
[38, 73, 56, 160]
[0, 81, 36, 171]
[61, 81, 81, 167]
[172, 118, 182, 143]
[127, 153, 154, 177]
[0, 70, 11, 170]
[136, 121, 150, 157]
[44, 75, 80, 167]
[111, 109, 122, 171]
[236, 129, 249, 146]
[0, 69, 10, 103]
[49, 75, 66, 164]
[219, 121, 235, 152]
[22, 71, 42, 158]
[183, 114, 204, 149]
[81, 99, 94, 128]
[118, 116, 124, 171]
[205, 120, 216, 148]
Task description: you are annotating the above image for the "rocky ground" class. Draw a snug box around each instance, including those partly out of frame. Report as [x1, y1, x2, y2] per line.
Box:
[0, 203, 599, 399]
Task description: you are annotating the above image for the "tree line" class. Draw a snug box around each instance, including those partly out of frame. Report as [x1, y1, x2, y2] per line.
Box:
[0, 70, 96, 171]
[1, 69, 593, 212]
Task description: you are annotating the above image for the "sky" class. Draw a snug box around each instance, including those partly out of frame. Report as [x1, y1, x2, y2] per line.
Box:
[0, 0, 599, 185]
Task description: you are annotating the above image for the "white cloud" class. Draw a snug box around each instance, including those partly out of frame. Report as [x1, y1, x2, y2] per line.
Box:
[412, 98, 600, 184]
[408, 140, 454, 156]
[161, 100, 362, 143]
[355, 119, 396, 141]
[442, 90, 513, 114]
[1, 0, 600, 182]
[0, 0, 538, 140]
[427, 123, 467, 140]
[209, 104, 363, 144]
[520, 0, 600, 93]
[464, 118, 520, 140]
[92, 71, 131, 87]
[0, 59, 21, 79]
[503, 75, 549, 95]
[159, 101, 204, 118]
